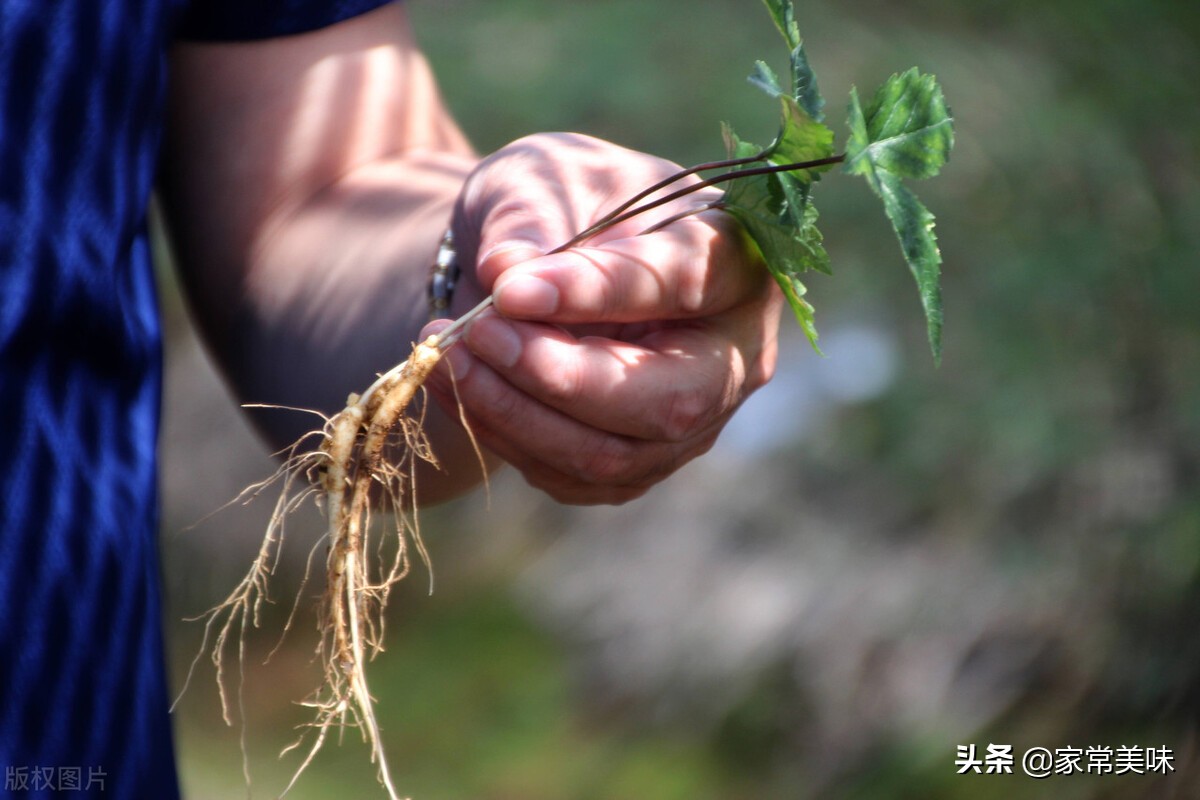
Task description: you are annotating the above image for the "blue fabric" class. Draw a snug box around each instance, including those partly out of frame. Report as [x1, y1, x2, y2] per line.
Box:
[178, 0, 393, 41]
[0, 1, 391, 797]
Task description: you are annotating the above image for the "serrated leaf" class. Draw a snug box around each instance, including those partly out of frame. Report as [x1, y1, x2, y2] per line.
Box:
[872, 171, 943, 360]
[721, 126, 829, 351]
[844, 74, 952, 361]
[759, 0, 826, 122]
[788, 42, 825, 123]
[776, 273, 820, 350]
[795, 200, 831, 275]
[748, 60, 784, 99]
[844, 68, 953, 180]
[731, 201, 822, 349]
[762, 97, 833, 265]
[724, 171, 830, 281]
[737, 1, 951, 359]
[722, 76, 834, 351]
[769, 95, 834, 167]
[761, 0, 801, 50]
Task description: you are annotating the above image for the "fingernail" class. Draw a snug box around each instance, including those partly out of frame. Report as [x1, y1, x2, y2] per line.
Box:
[480, 243, 543, 270]
[495, 274, 559, 317]
[440, 341, 473, 381]
[420, 318, 453, 341]
[467, 315, 522, 368]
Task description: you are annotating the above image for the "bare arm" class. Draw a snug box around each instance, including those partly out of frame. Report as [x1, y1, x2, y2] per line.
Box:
[160, 3, 489, 502]
[161, 2, 783, 507]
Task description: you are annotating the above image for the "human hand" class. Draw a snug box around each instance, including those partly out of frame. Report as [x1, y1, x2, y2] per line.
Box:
[421, 133, 783, 505]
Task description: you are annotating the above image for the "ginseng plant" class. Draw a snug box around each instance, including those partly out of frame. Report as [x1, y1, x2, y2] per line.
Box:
[179, 1, 954, 797]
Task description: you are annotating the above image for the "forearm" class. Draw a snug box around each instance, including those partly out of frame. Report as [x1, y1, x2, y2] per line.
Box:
[175, 155, 494, 495]
[159, 3, 782, 510]
[160, 4, 492, 502]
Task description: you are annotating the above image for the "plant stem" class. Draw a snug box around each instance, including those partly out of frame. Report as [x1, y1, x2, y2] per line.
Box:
[581, 153, 845, 239]
[433, 295, 494, 348]
[563, 150, 770, 247]
[637, 200, 726, 237]
[432, 152, 846, 350]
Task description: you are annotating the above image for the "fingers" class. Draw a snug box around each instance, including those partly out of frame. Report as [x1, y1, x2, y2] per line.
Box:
[431, 133, 784, 505]
[457, 132, 765, 325]
[458, 132, 664, 288]
[416, 215, 782, 506]
[423, 345, 720, 506]
[489, 210, 766, 324]
[461, 314, 745, 442]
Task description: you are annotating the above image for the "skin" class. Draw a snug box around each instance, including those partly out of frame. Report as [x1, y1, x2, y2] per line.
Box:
[161, 2, 783, 506]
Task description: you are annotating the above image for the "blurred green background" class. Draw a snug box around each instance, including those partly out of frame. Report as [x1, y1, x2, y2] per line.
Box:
[158, 1, 1200, 798]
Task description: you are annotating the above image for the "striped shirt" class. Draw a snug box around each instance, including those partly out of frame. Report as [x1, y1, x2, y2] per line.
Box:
[0, 1, 390, 796]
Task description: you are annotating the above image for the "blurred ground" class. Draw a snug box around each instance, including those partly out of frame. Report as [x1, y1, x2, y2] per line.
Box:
[159, 1, 1200, 798]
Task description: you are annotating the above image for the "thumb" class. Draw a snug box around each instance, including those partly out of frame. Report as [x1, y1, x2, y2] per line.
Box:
[455, 135, 600, 289]
[474, 243, 546, 292]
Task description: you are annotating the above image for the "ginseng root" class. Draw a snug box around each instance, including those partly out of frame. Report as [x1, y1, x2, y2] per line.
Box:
[177, 145, 778, 798]
[181, 335, 445, 800]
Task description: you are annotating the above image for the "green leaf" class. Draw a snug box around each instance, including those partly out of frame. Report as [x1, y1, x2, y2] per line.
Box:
[788, 42, 825, 123]
[844, 68, 953, 180]
[748, 60, 784, 99]
[867, 169, 943, 360]
[795, 199, 832, 276]
[758, 0, 826, 122]
[721, 125, 830, 352]
[723, 170, 830, 281]
[760, 0, 801, 50]
[735, 2, 952, 359]
[844, 71, 954, 361]
[769, 95, 834, 168]
[731, 197, 822, 349]
[721, 56, 835, 352]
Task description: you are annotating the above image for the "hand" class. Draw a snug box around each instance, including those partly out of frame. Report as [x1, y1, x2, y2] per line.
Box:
[422, 133, 783, 505]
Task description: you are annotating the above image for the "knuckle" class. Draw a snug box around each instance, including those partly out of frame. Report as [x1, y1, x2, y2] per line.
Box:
[570, 249, 623, 320]
[675, 268, 708, 316]
[540, 358, 585, 406]
[674, 240, 715, 316]
[747, 349, 777, 392]
[726, 316, 777, 397]
[572, 435, 639, 485]
[671, 215, 739, 316]
[658, 384, 719, 443]
[476, 379, 524, 433]
[685, 431, 721, 464]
